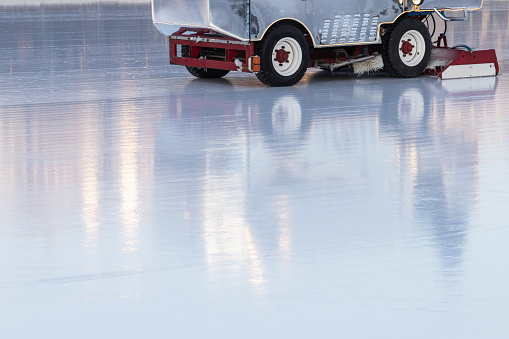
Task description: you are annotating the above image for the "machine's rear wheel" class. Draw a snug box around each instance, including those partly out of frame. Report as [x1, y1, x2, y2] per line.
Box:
[382, 18, 432, 78]
[181, 45, 230, 79]
[255, 24, 309, 86]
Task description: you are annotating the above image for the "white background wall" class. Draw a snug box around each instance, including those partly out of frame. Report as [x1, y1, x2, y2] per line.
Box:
[1, 0, 149, 4]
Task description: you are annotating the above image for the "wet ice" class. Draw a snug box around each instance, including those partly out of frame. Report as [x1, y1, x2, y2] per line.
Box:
[1, 2, 509, 338]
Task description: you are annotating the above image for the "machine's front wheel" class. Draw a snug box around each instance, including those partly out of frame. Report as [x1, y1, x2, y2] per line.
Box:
[181, 45, 230, 79]
[382, 18, 432, 78]
[255, 24, 309, 86]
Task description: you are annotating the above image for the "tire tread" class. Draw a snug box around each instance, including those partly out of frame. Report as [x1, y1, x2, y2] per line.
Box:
[381, 18, 432, 78]
[255, 24, 309, 86]
[181, 46, 230, 79]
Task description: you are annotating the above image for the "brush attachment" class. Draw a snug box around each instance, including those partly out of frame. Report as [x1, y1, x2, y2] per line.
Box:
[353, 55, 384, 75]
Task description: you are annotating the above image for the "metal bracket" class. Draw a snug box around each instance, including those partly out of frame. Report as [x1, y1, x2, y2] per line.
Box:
[433, 8, 469, 22]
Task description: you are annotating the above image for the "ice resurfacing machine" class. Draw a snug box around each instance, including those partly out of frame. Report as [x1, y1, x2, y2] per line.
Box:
[152, 0, 498, 86]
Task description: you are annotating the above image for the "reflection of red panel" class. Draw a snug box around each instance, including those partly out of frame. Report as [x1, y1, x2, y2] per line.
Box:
[170, 92, 236, 120]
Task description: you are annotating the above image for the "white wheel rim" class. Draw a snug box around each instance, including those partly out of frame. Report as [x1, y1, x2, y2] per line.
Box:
[398, 30, 426, 67]
[271, 37, 303, 76]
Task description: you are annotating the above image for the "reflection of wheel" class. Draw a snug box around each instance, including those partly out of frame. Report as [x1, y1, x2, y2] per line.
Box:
[255, 24, 309, 87]
[181, 45, 230, 79]
[382, 18, 431, 78]
[271, 96, 302, 135]
[259, 90, 312, 152]
[398, 88, 425, 124]
[378, 81, 432, 135]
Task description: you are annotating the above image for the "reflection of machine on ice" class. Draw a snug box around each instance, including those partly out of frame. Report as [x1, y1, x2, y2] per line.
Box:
[156, 81, 387, 284]
[155, 76, 497, 276]
[377, 76, 498, 272]
[152, 0, 498, 86]
[153, 83, 312, 285]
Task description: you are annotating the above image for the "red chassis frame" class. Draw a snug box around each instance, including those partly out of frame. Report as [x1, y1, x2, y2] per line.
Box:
[168, 27, 378, 73]
[169, 27, 499, 80]
[169, 27, 259, 73]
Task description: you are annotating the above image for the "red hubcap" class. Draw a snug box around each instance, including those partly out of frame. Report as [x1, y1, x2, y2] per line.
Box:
[401, 40, 414, 55]
[275, 49, 290, 63]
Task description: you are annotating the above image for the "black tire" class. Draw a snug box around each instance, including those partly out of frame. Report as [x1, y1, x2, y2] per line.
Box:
[381, 18, 432, 78]
[181, 45, 230, 79]
[255, 24, 309, 87]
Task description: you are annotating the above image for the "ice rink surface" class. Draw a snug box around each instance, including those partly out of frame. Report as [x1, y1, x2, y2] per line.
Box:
[1, 1, 509, 338]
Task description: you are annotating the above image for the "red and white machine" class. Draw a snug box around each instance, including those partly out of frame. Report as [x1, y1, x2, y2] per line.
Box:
[152, 0, 499, 86]
[427, 33, 499, 80]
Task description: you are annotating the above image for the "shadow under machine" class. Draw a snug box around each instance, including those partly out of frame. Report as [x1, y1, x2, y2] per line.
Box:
[152, 0, 498, 86]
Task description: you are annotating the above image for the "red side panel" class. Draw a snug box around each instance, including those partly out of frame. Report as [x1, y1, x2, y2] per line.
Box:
[436, 48, 499, 80]
[169, 28, 256, 73]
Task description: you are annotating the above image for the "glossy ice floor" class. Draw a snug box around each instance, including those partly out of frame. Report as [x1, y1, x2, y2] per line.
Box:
[1, 2, 509, 338]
